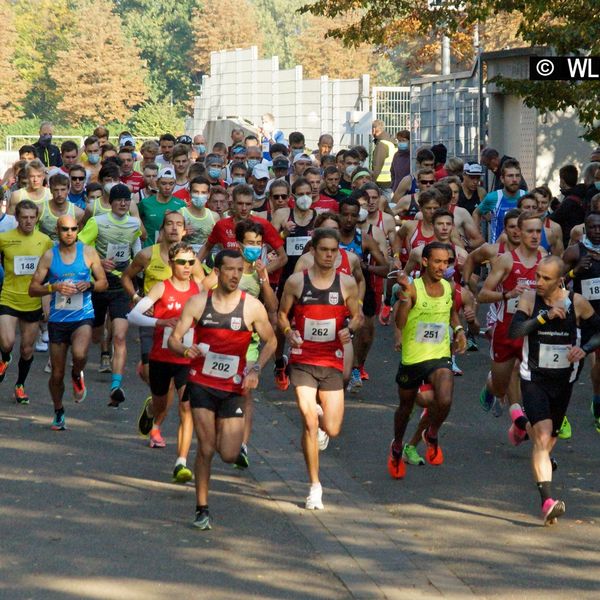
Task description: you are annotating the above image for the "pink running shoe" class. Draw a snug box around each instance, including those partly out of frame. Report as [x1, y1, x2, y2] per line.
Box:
[149, 428, 166, 448]
[508, 405, 528, 446]
[542, 498, 565, 525]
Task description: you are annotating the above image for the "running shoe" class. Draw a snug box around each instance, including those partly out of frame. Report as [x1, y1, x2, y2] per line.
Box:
[149, 428, 166, 448]
[479, 385, 494, 412]
[233, 443, 249, 469]
[305, 484, 324, 510]
[422, 428, 444, 465]
[274, 355, 289, 391]
[35, 334, 48, 352]
[107, 387, 125, 407]
[359, 365, 369, 381]
[173, 464, 193, 483]
[317, 427, 329, 451]
[347, 368, 362, 393]
[44, 358, 51, 374]
[594, 416, 600, 434]
[508, 405, 528, 446]
[378, 304, 392, 326]
[542, 498, 565, 525]
[14, 385, 29, 405]
[0, 355, 11, 382]
[387, 440, 406, 479]
[51, 412, 66, 431]
[550, 457, 558, 472]
[99, 353, 112, 373]
[467, 332, 479, 351]
[138, 396, 154, 436]
[558, 416, 572, 440]
[451, 356, 463, 376]
[591, 400, 600, 433]
[192, 507, 212, 530]
[491, 397, 503, 418]
[72, 371, 87, 403]
[41, 329, 49, 344]
[402, 444, 425, 466]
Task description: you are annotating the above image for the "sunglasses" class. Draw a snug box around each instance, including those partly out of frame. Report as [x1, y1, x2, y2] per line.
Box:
[71, 176, 85, 181]
[272, 194, 288, 199]
[173, 258, 196, 266]
[419, 179, 435, 185]
[60, 226, 78, 232]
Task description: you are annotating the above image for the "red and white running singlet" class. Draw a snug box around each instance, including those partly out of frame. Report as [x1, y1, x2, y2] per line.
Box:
[150, 279, 200, 364]
[290, 271, 348, 372]
[188, 291, 252, 393]
[336, 248, 352, 276]
[401, 221, 435, 264]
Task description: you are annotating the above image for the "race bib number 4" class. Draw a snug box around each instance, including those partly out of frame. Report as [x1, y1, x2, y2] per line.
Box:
[286, 235, 311, 256]
[303, 318, 335, 342]
[162, 327, 194, 349]
[416, 322, 446, 344]
[581, 277, 600, 301]
[14, 256, 39, 276]
[539, 344, 570, 369]
[106, 243, 129, 261]
[55, 292, 83, 311]
[202, 350, 239, 379]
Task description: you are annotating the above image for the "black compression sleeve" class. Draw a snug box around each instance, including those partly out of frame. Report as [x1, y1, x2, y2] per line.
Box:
[508, 310, 541, 339]
[581, 312, 600, 353]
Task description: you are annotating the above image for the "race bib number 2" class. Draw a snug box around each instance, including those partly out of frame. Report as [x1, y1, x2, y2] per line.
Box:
[539, 344, 570, 369]
[202, 350, 239, 379]
[14, 256, 39, 276]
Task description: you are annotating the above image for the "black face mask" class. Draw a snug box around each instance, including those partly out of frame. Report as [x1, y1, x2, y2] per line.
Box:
[39, 134, 52, 146]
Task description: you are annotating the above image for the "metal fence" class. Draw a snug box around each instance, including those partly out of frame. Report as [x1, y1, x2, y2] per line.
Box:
[5, 135, 161, 152]
[372, 86, 411, 134]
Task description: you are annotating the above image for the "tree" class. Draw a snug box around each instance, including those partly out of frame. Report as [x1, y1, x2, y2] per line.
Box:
[115, 0, 199, 105]
[129, 98, 185, 137]
[293, 15, 374, 79]
[300, 0, 600, 141]
[191, 0, 264, 74]
[0, 0, 27, 122]
[50, 0, 148, 126]
[13, 0, 76, 118]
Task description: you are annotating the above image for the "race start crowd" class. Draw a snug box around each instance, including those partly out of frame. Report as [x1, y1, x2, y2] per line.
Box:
[2, 116, 600, 529]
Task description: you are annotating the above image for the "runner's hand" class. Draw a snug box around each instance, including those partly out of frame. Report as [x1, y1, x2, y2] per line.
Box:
[395, 270, 411, 290]
[157, 317, 178, 328]
[453, 330, 467, 354]
[286, 329, 303, 348]
[463, 306, 476, 322]
[55, 281, 78, 296]
[184, 344, 203, 359]
[338, 327, 352, 345]
[255, 259, 267, 278]
[242, 370, 259, 390]
[548, 306, 566, 320]
[74, 281, 92, 292]
[101, 258, 115, 272]
[567, 346, 586, 362]
[575, 255, 592, 273]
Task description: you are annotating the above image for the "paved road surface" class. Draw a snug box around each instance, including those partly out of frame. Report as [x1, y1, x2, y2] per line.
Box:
[1, 322, 598, 598]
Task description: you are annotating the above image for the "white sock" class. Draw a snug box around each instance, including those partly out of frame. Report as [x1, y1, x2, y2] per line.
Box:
[309, 482, 322, 493]
[175, 457, 186, 467]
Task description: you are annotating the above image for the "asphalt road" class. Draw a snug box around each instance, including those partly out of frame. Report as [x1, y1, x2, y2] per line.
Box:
[0, 320, 599, 599]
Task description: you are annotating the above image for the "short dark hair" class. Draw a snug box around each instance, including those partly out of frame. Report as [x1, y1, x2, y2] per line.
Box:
[229, 161, 248, 175]
[312, 227, 340, 247]
[168, 242, 195, 261]
[324, 166, 340, 177]
[292, 177, 311, 194]
[244, 135, 259, 144]
[269, 178, 290, 195]
[86, 182, 102, 195]
[517, 210, 542, 228]
[270, 143, 288, 157]
[84, 136, 99, 148]
[49, 172, 70, 188]
[18, 144, 36, 156]
[118, 146, 134, 156]
[214, 249, 242, 269]
[504, 208, 522, 226]
[339, 196, 360, 212]
[517, 193, 538, 209]
[431, 143, 447, 165]
[160, 210, 185, 230]
[344, 149, 361, 161]
[432, 181, 452, 205]
[303, 167, 321, 178]
[235, 219, 264, 243]
[159, 133, 176, 143]
[69, 164, 86, 176]
[416, 148, 435, 164]
[98, 162, 120, 181]
[314, 211, 340, 228]
[289, 132, 305, 146]
[418, 188, 442, 207]
[61, 140, 79, 154]
[422, 241, 451, 260]
[213, 142, 228, 153]
[501, 158, 521, 176]
[232, 183, 254, 202]
[432, 208, 454, 224]
[559, 164, 578, 188]
[15, 199, 39, 217]
[189, 176, 211, 188]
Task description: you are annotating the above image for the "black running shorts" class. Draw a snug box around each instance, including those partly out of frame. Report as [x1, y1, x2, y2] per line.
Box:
[184, 382, 244, 418]
[521, 378, 573, 436]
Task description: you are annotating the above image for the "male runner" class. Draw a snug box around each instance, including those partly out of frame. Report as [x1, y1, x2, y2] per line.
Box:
[7, 159, 51, 214]
[181, 177, 220, 254]
[29, 215, 107, 429]
[0, 201, 54, 403]
[78, 184, 142, 406]
[278, 228, 362, 509]
[507, 255, 600, 524]
[388, 242, 466, 479]
[477, 211, 544, 413]
[38, 173, 85, 241]
[128, 243, 201, 481]
[168, 250, 276, 530]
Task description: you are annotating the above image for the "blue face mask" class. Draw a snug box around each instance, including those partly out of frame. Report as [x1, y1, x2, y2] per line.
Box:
[194, 144, 206, 155]
[242, 245, 262, 262]
[291, 148, 303, 157]
[208, 168, 221, 180]
[247, 159, 260, 170]
[191, 194, 208, 209]
[595, 181, 600, 191]
[231, 176, 246, 185]
[583, 235, 600, 253]
[87, 153, 100, 165]
[398, 142, 409, 151]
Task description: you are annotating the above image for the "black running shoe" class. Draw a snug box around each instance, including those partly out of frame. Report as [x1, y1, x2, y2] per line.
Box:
[193, 507, 212, 530]
[137, 395, 153, 435]
[108, 387, 125, 407]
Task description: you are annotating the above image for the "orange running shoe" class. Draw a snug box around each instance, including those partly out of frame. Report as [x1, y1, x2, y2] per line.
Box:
[378, 305, 392, 326]
[274, 355, 290, 391]
[14, 384, 29, 405]
[0, 355, 12, 383]
[359, 365, 369, 381]
[149, 428, 166, 448]
[422, 428, 444, 465]
[387, 440, 406, 479]
[72, 371, 87, 403]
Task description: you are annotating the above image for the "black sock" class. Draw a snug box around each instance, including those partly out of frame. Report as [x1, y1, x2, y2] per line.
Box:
[1, 349, 11, 362]
[16, 356, 34, 386]
[101, 351, 110, 357]
[196, 504, 208, 513]
[275, 358, 285, 369]
[55, 407, 64, 418]
[537, 481, 552, 504]
[515, 416, 529, 431]
[71, 369, 81, 382]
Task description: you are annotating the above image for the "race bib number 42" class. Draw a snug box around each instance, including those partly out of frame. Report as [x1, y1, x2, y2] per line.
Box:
[202, 350, 239, 379]
[14, 256, 39, 276]
[416, 322, 446, 344]
[304, 317, 335, 342]
[106, 243, 129, 261]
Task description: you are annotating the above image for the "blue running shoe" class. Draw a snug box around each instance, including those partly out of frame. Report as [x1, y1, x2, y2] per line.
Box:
[479, 385, 494, 412]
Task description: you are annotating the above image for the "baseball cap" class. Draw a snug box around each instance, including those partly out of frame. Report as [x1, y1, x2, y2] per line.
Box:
[352, 169, 372, 183]
[252, 163, 270, 180]
[463, 163, 483, 176]
[293, 153, 312, 165]
[205, 155, 223, 167]
[109, 183, 132, 202]
[176, 135, 192, 145]
[272, 157, 290, 170]
[119, 134, 135, 148]
[231, 144, 246, 156]
[157, 167, 176, 180]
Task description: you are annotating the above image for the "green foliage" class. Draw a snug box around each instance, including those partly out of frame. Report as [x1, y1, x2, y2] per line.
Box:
[115, 0, 199, 104]
[128, 99, 185, 137]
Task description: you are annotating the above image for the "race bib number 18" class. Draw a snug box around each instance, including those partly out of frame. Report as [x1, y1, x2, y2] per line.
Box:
[581, 277, 600, 301]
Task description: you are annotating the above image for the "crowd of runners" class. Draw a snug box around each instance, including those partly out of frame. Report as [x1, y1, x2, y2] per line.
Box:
[2, 117, 600, 530]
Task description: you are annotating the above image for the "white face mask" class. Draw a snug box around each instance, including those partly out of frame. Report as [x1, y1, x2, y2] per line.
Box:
[191, 194, 208, 209]
[295, 194, 312, 211]
[103, 182, 117, 194]
[358, 207, 368, 222]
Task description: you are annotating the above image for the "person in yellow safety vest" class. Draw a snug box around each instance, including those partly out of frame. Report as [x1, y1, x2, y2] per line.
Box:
[370, 120, 396, 197]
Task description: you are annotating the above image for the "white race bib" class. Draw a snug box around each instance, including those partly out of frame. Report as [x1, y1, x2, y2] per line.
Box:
[14, 256, 39, 276]
[55, 292, 83, 311]
[162, 327, 194, 349]
[106, 243, 129, 261]
[415, 322, 446, 344]
[581, 277, 600, 301]
[506, 296, 519, 314]
[202, 350, 239, 379]
[539, 344, 570, 369]
[286, 235, 311, 257]
[304, 317, 336, 342]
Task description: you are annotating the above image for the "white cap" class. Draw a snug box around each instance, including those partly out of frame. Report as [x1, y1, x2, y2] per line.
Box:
[157, 167, 176, 180]
[252, 163, 270, 180]
[463, 163, 483, 176]
[293, 153, 312, 165]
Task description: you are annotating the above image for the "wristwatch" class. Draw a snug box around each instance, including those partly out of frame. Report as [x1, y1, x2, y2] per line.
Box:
[251, 364, 261, 374]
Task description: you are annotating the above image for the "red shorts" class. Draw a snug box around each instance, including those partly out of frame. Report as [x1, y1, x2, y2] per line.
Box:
[490, 324, 523, 363]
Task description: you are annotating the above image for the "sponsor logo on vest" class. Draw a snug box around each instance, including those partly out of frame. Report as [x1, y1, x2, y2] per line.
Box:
[329, 292, 339, 304]
[231, 316, 242, 330]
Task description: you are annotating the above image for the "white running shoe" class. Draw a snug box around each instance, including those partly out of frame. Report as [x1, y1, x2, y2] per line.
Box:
[317, 428, 329, 451]
[35, 334, 48, 352]
[44, 358, 51, 374]
[305, 484, 324, 510]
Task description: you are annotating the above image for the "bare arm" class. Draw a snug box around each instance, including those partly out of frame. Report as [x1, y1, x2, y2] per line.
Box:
[477, 253, 512, 304]
[348, 252, 366, 301]
[28, 250, 53, 297]
[265, 245, 288, 274]
[168, 293, 208, 358]
[456, 207, 484, 248]
[85, 246, 108, 293]
[121, 248, 150, 301]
